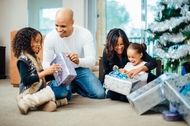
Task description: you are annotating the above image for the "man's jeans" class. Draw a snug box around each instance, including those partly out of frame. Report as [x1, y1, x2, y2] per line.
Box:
[72, 67, 105, 99]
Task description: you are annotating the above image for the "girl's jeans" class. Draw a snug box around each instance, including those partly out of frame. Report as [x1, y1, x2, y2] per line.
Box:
[49, 67, 105, 100]
[49, 81, 72, 101]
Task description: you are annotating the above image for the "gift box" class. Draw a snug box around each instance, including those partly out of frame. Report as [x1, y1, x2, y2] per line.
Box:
[164, 73, 190, 125]
[50, 52, 77, 87]
[127, 73, 178, 115]
[103, 75, 139, 96]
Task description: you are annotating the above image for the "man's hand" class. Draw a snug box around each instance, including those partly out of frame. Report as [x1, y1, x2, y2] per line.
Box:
[65, 52, 79, 64]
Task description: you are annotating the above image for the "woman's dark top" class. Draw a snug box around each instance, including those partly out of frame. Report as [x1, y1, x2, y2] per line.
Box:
[18, 61, 54, 86]
[102, 50, 158, 83]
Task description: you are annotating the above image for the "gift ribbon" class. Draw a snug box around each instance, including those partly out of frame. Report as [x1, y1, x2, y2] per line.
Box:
[113, 66, 119, 71]
[179, 83, 190, 95]
[109, 67, 128, 80]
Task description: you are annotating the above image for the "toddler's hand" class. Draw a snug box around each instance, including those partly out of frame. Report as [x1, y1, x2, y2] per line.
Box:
[119, 68, 126, 74]
[112, 65, 119, 71]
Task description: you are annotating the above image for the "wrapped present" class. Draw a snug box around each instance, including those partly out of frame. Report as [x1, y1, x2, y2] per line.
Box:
[104, 75, 139, 96]
[127, 73, 178, 115]
[164, 73, 190, 125]
[131, 81, 147, 92]
[50, 52, 77, 87]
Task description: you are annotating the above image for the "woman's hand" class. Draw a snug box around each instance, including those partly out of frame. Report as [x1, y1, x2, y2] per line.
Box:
[112, 65, 119, 71]
[38, 64, 62, 79]
[126, 65, 149, 78]
[126, 67, 142, 78]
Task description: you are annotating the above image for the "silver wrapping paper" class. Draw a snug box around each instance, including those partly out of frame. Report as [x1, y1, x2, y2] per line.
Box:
[127, 73, 178, 115]
[50, 52, 77, 87]
[104, 75, 139, 95]
[164, 73, 190, 125]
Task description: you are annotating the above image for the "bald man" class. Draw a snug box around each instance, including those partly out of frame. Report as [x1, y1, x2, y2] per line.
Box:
[42, 8, 105, 100]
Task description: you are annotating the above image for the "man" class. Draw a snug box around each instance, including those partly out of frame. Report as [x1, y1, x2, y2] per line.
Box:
[42, 8, 105, 99]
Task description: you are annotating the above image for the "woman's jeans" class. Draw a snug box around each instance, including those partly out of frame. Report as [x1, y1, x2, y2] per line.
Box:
[107, 73, 158, 102]
[49, 67, 105, 100]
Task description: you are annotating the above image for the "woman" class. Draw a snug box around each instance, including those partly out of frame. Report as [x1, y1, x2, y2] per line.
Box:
[103, 28, 158, 102]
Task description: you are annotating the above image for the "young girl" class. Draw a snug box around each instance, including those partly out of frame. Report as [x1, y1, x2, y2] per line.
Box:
[118, 42, 148, 82]
[13, 27, 70, 114]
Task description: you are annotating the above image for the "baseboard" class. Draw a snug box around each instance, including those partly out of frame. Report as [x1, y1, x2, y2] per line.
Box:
[0, 75, 6, 79]
[6, 74, 10, 78]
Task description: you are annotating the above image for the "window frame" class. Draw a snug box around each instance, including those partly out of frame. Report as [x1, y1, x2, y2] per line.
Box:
[38, 7, 62, 35]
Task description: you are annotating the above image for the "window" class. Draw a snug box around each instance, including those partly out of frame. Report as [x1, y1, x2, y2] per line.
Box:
[106, 0, 161, 56]
[106, 0, 142, 43]
[39, 8, 61, 35]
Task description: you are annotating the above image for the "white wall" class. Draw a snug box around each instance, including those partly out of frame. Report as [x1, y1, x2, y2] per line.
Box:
[0, 0, 87, 78]
[0, 0, 27, 78]
[63, 0, 87, 28]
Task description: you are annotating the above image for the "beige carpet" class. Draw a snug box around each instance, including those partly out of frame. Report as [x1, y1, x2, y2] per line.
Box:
[0, 79, 188, 126]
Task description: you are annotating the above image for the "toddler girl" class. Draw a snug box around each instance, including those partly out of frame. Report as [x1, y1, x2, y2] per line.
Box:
[118, 42, 148, 83]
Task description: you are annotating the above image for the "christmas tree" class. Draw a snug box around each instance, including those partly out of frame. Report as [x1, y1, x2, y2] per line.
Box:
[148, 0, 190, 73]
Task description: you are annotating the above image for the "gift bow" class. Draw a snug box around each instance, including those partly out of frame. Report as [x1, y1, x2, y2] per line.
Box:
[179, 83, 190, 95]
[109, 67, 128, 80]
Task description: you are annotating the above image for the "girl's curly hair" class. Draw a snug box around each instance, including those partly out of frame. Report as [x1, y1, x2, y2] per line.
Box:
[104, 28, 130, 60]
[12, 27, 42, 58]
